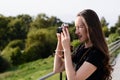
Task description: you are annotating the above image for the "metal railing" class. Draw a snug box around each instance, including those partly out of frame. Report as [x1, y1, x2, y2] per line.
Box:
[38, 39, 120, 80]
[108, 39, 120, 54]
[39, 72, 55, 80]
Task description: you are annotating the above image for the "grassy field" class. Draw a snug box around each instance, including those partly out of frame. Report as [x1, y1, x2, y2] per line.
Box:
[0, 56, 66, 80]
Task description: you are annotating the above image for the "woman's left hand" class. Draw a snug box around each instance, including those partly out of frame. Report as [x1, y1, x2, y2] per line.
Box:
[61, 27, 71, 52]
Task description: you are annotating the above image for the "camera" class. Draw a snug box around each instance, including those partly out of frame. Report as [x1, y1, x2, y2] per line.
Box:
[57, 23, 69, 33]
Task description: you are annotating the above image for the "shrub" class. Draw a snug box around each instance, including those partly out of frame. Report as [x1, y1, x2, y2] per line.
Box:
[7, 39, 24, 49]
[1, 47, 15, 63]
[24, 29, 56, 61]
[108, 33, 119, 43]
[71, 39, 80, 48]
[24, 42, 44, 62]
[0, 56, 10, 73]
[1, 47, 24, 65]
[11, 47, 25, 65]
[1, 40, 25, 65]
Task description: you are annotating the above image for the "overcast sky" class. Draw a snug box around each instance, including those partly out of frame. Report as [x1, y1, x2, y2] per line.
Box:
[0, 0, 120, 27]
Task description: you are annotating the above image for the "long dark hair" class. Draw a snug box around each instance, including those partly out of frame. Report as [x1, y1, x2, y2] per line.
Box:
[77, 9, 113, 80]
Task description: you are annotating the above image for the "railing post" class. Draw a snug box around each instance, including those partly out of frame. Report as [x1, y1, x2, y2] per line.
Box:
[60, 72, 62, 80]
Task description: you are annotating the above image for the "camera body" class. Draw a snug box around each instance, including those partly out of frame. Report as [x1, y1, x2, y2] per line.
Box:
[57, 23, 69, 33]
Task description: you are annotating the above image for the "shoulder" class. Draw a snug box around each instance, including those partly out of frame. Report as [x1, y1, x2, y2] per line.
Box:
[86, 47, 105, 68]
[89, 46, 104, 58]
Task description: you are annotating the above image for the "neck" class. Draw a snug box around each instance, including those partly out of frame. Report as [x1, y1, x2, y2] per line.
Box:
[84, 40, 93, 48]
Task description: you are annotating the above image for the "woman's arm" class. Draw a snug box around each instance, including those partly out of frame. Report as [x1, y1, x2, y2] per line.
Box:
[53, 51, 65, 73]
[53, 33, 65, 73]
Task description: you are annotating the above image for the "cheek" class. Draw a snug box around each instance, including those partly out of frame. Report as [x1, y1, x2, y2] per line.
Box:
[83, 32, 88, 38]
[82, 30, 89, 39]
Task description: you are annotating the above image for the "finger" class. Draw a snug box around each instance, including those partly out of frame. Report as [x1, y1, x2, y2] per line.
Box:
[56, 33, 61, 37]
[66, 28, 70, 38]
[56, 33, 61, 40]
[56, 33, 60, 36]
[61, 32, 64, 40]
[62, 28, 67, 37]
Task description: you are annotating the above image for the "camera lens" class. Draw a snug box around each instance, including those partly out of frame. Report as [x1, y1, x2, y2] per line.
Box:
[56, 23, 69, 33]
[57, 27, 62, 33]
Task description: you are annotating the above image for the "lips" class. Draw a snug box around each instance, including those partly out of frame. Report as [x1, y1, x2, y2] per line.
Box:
[77, 34, 82, 39]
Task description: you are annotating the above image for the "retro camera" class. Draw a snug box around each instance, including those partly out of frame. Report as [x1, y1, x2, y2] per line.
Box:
[57, 23, 69, 33]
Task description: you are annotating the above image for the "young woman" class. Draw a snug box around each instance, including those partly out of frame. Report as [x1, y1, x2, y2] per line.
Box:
[53, 9, 113, 80]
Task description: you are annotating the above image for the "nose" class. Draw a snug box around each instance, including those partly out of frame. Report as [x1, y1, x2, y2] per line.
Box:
[75, 29, 78, 34]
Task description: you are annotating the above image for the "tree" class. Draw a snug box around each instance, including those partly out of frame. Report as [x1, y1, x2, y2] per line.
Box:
[17, 14, 33, 32]
[100, 17, 109, 27]
[8, 14, 32, 40]
[109, 26, 117, 34]
[116, 28, 120, 36]
[115, 16, 120, 28]
[0, 16, 11, 50]
[30, 13, 63, 29]
[24, 29, 56, 61]
[1, 40, 25, 65]
[102, 26, 109, 37]
[0, 56, 10, 73]
[100, 17, 110, 37]
[31, 13, 49, 28]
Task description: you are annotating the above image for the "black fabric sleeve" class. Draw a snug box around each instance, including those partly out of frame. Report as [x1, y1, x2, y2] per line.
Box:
[86, 50, 104, 68]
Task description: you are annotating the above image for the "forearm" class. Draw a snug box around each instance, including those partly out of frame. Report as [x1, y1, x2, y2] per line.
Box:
[64, 49, 76, 80]
[53, 52, 65, 73]
[53, 42, 65, 73]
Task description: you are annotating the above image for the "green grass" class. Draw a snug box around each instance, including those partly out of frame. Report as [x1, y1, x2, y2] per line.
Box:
[0, 56, 65, 80]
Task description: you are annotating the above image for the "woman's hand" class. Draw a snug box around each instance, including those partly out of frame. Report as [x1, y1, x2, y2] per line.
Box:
[61, 27, 71, 52]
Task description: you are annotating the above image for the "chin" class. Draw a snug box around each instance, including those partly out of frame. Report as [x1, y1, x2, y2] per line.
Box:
[79, 39, 84, 43]
[79, 39, 86, 43]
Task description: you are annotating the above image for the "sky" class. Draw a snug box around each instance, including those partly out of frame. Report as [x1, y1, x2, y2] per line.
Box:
[0, 0, 120, 27]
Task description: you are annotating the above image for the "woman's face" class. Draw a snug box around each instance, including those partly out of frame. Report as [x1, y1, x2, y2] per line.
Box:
[75, 16, 89, 43]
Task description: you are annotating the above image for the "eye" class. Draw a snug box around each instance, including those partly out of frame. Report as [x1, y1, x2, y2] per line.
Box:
[78, 25, 84, 29]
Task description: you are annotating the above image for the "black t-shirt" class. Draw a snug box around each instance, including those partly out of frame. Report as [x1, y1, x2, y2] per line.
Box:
[72, 44, 105, 80]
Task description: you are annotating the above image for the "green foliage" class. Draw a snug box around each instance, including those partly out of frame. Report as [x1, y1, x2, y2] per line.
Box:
[100, 17, 109, 27]
[17, 14, 32, 25]
[1, 47, 16, 63]
[0, 16, 11, 50]
[71, 39, 80, 48]
[1, 40, 25, 65]
[102, 26, 110, 37]
[24, 42, 45, 61]
[108, 33, 119, 43]
[7, 39, 25, 50]
[30, 13, 63, 29]
[1, 47, 23, 65]
[69, 27, 77, 41]
[24, 28, 56, 61]
[116, 28, 120, 36]
[109, 26, 117, 34]
[31, 13, 51, 28]
[8, 18, 28, 40]
[115, 16, 120, 28]
[0, 56, 10, 73]
[11, 47, 25, 65]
